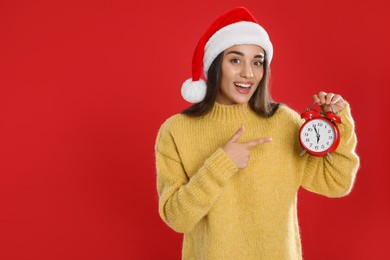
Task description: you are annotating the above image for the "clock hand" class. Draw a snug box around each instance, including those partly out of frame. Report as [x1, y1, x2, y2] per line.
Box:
[313, 125, 320, 144]
[317, 129, 320, 144]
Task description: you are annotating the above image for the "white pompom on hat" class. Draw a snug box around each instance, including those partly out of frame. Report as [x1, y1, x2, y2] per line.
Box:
[181, 6, 274, 103]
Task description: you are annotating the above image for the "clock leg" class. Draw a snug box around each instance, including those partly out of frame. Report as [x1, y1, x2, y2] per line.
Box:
[300, 150, 307, 156]
[327, 152, 333, 160]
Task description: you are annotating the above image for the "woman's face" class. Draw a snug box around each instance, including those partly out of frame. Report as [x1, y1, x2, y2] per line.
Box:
[216, 44, 265, 105]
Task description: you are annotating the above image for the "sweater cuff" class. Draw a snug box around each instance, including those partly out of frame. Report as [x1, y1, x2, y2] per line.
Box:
[338, 101, 351, 119]
[203, 148, 239, 185]
[335, 101, 356, 147]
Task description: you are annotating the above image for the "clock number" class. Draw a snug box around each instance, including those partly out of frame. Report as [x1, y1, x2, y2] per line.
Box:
[315, 145, 319, 150]
[328, 136, 333, 140]
[304, 133, 309, 137]
[305, 138, 310, 142]
[328, 130, 331, 133]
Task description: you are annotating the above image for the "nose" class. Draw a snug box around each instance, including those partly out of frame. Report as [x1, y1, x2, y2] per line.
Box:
[240, 62, 254, 79]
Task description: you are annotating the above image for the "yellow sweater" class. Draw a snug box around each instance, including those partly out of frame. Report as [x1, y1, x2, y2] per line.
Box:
[155, 102, 359, 259]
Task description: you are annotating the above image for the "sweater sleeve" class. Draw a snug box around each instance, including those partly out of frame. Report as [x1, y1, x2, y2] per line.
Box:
[300, 102, 360, 197]
[155, 121, 239, 233]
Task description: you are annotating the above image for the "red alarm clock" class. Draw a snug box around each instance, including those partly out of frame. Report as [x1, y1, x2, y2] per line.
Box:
[299, 102, 342, 159]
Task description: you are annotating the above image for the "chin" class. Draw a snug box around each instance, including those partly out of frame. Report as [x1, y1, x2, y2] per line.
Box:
[232, 96, 251, 104]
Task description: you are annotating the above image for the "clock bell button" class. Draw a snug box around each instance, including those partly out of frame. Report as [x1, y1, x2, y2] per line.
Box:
[325, 111, 342, 124]
[300, 108, 320, 120]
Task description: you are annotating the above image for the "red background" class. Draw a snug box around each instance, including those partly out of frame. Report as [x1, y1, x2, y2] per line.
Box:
[0, 0, 389, 259]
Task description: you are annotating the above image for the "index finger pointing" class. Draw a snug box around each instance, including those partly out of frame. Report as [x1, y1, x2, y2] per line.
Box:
[245, 137, 272, 147]
[228, 125, 244, 143]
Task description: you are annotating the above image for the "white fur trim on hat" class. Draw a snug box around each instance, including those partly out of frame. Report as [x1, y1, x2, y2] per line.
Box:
[203, 21, 273, 77]
[181, 78, 207, 103]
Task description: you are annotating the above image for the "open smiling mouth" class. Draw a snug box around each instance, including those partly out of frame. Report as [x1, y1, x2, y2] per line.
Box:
[234, 83, 252, 93]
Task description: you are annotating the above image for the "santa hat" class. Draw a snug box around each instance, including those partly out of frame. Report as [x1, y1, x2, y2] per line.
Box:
[181, 6, 273, 103]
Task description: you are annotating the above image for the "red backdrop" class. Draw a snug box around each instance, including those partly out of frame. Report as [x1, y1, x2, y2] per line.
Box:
[1, 0, 389, 259]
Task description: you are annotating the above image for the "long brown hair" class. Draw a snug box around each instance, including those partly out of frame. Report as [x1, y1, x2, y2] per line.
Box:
[182, 51, 280, 117]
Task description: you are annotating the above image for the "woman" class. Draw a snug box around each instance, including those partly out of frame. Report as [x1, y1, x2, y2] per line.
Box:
[155, 6, 359, 259]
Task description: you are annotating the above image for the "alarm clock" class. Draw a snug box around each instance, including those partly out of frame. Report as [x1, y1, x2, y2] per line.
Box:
[299, 102, 342, 159]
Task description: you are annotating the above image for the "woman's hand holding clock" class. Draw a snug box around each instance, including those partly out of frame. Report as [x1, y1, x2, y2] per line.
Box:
[312, 91, 346, 114]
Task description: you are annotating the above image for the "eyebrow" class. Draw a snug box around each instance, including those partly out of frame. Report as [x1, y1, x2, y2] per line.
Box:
[226, 50, 265, 59]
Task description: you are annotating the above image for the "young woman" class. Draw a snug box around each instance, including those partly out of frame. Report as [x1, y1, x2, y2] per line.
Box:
[155, 7, 359, 259]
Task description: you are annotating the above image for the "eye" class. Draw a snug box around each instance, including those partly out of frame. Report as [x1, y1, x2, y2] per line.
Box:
[254, 60, 264, 67]
[230, 58, 240, 64]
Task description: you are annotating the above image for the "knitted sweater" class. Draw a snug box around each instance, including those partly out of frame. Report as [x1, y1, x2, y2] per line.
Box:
[155, 102, 359, 260]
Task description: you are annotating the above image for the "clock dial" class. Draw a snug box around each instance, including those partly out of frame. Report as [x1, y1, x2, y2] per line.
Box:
[300, 119, 335, 152]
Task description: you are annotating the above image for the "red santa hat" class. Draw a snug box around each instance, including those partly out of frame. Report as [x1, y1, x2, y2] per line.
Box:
[181, 6, 274, 103]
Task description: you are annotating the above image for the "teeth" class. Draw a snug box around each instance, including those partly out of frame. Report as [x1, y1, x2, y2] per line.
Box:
[234, 83, 251, 88]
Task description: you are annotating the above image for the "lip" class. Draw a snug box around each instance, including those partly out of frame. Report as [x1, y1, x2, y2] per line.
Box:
[234, 82, 252, 94]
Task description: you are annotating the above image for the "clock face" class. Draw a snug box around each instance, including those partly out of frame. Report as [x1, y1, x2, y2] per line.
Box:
[300, 119, 336, 152]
